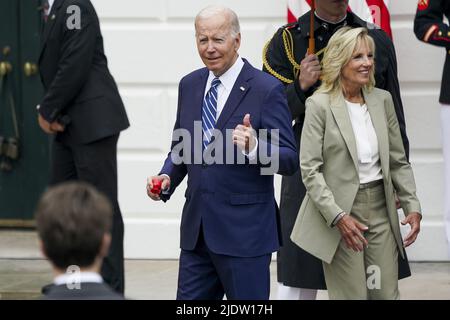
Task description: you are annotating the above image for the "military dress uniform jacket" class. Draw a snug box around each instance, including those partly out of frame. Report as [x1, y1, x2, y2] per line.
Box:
[414, 0, 450, 104]
[263, 11, 411, 289]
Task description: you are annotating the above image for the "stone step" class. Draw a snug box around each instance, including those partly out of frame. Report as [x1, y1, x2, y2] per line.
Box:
[0, 230, 43, 259]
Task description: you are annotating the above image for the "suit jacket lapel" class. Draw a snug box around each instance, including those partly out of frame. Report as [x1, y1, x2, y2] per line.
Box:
[194, 69, 209, 123]
[363, 88, 389, 174]
[215, 61, 253, 131]
[39, 0, 64, 62]
[329, 94, 359, 171]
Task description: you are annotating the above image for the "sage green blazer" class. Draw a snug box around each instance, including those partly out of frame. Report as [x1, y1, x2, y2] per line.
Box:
[290, 87, 421, 264]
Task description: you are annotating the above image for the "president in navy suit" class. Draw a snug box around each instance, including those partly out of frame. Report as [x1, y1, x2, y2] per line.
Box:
[146, 5, 298, 300]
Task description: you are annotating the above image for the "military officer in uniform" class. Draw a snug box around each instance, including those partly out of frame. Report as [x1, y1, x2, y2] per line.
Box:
[263, 0, 411, 300]
[414, 0, 450, 257]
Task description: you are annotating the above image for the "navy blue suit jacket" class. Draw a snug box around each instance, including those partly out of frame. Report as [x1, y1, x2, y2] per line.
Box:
[160, 60, 298, 257]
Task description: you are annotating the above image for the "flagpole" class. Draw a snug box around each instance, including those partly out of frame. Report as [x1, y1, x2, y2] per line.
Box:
[308, 0, 316, 54]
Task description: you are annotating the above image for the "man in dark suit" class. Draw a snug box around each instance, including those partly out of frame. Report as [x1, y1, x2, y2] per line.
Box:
[146, 5, 298, 300]
[36, 182, 124, 300]
[37, 0, 129, 293]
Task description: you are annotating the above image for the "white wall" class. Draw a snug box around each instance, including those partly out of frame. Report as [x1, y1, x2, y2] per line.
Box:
[91, 0, 449, 260]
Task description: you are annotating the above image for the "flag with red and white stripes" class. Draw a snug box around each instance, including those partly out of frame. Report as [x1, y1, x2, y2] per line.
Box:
[287, 0, 392, 38]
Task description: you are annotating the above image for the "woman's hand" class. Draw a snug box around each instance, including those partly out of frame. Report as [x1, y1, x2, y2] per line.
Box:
[401, 212, 421, 247]
[336, 214, 369, 252]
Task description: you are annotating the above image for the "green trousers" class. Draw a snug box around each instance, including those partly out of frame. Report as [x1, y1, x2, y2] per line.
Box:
[323, 181, 400, 300]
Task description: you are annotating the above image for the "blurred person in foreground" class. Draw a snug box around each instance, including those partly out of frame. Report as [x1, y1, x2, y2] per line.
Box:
[36, 182, 124, 300]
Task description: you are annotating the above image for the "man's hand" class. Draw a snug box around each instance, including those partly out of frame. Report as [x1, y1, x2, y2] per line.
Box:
[232, 114, 256, 154]
[336, 214, 369, 252]
[299, 53, 321, 91]
[401, 212, 421, 247]
[38, 114, 65, 134]
[38, 114, 54, 134]
[146, 175, 170, 201]
[50, 121, 65, 132]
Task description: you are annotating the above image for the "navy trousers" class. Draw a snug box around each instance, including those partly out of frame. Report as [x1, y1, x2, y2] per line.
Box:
[177, 228, 272, 300]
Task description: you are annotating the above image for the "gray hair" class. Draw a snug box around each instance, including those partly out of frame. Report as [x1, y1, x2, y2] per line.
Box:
[195, 5, 241, 38]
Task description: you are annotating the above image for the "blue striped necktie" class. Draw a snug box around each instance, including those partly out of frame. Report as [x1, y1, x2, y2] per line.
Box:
[202, 77, 221, 149]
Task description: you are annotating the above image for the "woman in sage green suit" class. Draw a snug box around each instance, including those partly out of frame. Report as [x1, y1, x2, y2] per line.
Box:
[290, 27, 422, 300]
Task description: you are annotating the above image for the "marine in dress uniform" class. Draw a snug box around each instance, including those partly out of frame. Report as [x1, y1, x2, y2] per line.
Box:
[414, 0, 450, 256]
[263, 9, 412, 299]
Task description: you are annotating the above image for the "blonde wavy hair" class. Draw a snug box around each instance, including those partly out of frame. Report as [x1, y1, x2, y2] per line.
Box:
[317, 27, 376, 98]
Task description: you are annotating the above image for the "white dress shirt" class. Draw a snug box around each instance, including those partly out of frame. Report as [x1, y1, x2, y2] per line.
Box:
[204, 56, 257, 158]
[159, 57, 255, 189]
[54, 272, 103, 286]
[345, 100, 383, 183]
[204, 56, 244, 119]
[48, 0, 55, 13]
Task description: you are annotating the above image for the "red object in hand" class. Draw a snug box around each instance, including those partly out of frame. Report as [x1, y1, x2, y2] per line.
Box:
[151, 178, 162, 195]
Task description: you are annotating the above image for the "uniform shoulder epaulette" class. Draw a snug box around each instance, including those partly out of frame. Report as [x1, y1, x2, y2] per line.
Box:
[262, 24, 300, 85]
[283, 21, 299, 30]
[366, 21, 381, 30]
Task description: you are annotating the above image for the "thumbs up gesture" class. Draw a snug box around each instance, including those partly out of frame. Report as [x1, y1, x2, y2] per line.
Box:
[232, 113, 257, 154]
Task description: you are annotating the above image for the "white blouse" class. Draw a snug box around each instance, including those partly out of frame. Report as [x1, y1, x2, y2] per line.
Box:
[345, 100, 383, 183]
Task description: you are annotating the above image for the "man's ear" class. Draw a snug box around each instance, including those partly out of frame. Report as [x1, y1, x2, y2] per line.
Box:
[235, 33, 241, 51]
[99, 233, 112, 258]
